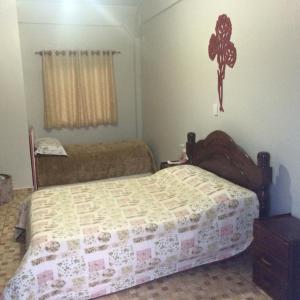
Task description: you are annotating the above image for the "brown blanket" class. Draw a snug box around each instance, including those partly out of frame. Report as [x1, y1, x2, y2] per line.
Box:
[36, 140, 156, 187]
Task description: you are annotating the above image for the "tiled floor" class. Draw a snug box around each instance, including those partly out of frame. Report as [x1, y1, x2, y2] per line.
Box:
[0, 190, 271, 300]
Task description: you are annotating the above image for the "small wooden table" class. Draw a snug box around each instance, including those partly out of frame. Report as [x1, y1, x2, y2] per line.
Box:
[253, 214, 300, 300]
[160, 161, 186, 170]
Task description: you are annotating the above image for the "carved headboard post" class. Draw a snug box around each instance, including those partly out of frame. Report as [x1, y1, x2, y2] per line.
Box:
[257, 152, 272, 219]
[186, 132, 196, 164]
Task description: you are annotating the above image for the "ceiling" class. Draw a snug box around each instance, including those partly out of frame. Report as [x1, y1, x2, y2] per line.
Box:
[17, 0, 143, 6]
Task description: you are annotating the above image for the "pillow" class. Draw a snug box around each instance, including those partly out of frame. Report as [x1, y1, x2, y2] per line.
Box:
[35, 137, 67, 156]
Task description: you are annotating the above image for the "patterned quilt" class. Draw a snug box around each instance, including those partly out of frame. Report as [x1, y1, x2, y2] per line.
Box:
[4, 165, 259, 300]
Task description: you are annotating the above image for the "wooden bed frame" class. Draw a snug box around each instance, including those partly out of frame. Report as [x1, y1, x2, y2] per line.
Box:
[186, 131, 272, 218]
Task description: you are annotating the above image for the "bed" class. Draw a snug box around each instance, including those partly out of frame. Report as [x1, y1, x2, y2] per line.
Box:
[29, 128, 156, 190]
[4, 130, 272, 299]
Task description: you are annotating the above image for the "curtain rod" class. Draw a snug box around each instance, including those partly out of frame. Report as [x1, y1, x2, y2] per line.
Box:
[35, 50, 121, 55]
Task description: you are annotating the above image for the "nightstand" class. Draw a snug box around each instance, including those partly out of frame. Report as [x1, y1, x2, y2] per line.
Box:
[160, 161, 172, 170]
[252, 214, 300, 300]
[160, 161, 185, 170]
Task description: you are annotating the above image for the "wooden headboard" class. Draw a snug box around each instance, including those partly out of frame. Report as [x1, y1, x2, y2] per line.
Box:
[186, 131, 272, 218]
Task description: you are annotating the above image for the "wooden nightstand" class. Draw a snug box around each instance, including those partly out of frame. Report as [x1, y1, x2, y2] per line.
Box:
[252, 214, 300, 300]
[160, 161, 172, 170]
[160, 161, 185, 170]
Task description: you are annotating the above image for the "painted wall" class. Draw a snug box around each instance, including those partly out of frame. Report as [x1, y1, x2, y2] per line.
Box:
[0, 0, 32, 189]
[141, 0, 180, 23]
[17, 1, 141, 144]
[141, 0, 300, 216]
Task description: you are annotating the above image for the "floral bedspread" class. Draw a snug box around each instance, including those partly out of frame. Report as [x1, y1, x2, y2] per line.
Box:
[4, 165, 259, 300]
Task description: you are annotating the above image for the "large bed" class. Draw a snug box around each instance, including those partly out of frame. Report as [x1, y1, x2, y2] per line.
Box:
[4, 131, 272, 300]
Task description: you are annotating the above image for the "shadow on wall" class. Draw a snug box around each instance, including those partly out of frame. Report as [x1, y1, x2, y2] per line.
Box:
[270, 165, 292, 215]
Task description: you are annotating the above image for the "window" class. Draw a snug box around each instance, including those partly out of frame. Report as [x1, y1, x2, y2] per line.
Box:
[41, 50, 118, 128]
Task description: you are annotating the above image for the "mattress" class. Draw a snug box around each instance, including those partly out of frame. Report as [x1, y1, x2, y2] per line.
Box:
[4, 165, 259, 299]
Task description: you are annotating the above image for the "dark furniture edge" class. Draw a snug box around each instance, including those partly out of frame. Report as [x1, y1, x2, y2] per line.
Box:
[186, 131, 272, 218]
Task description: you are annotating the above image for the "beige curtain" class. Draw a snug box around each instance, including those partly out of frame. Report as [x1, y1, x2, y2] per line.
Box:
[42, 50, 118, 128]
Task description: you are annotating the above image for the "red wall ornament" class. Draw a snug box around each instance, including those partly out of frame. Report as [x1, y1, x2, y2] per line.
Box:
[209, 14, 237, 112]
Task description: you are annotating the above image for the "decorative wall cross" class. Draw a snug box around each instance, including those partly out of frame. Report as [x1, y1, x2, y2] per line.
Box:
[208, 14, 237, 112]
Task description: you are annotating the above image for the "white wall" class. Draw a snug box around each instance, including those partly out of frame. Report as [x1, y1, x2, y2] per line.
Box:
[141, 0, 179, 23]
[141, 0, 300, 216]
[17, 1, 142, 144]
[0, 0, 32, 189]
